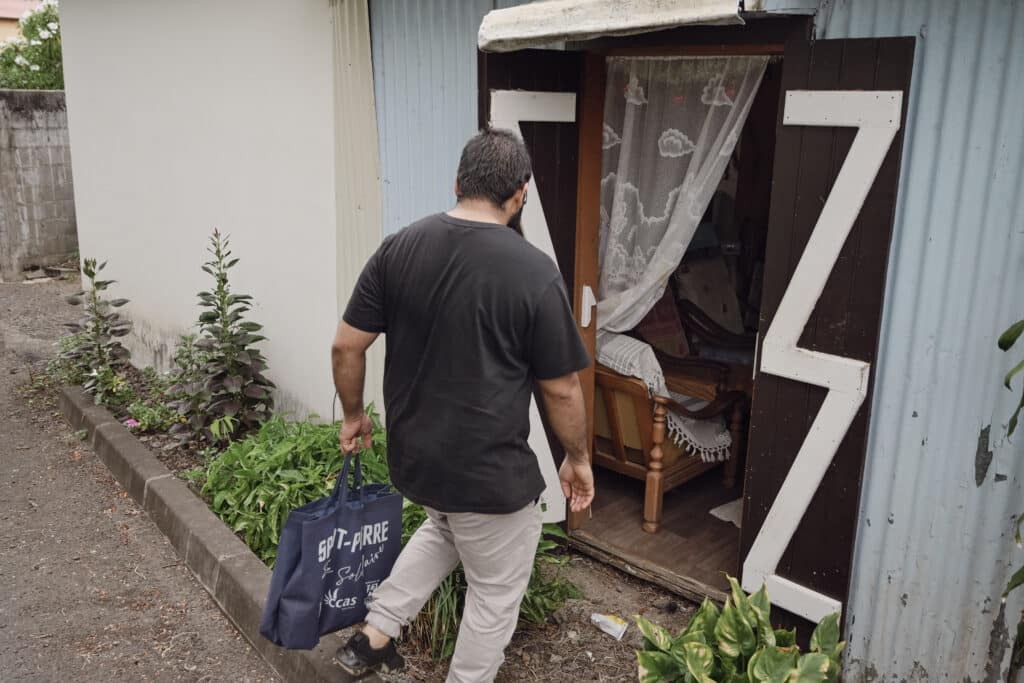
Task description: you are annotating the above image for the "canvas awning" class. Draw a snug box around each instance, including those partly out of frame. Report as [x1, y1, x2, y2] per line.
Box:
[478, 0, 744, 53]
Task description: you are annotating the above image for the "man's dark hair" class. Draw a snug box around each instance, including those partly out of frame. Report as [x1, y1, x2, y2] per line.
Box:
[456, 128, 532, 207]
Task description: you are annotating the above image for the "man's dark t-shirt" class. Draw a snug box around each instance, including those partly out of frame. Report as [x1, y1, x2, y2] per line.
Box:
[343, 213, 590, 514]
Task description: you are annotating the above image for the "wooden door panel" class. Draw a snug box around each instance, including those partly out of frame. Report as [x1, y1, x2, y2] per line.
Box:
[478, 50, 583, 290]
[740, 37, 915, 631]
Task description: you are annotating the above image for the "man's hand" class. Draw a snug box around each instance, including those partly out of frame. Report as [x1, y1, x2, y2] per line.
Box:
[340, 412, 373, 454]
[558, 458, 594, 512]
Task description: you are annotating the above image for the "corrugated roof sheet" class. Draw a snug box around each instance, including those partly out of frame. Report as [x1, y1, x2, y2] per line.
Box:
[816, 1, 1024, 680]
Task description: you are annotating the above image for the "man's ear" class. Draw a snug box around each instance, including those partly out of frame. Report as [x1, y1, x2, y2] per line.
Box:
[454, 178, 461, 198]
[503, 187, 524, 214]
[513, 183, 528, 207]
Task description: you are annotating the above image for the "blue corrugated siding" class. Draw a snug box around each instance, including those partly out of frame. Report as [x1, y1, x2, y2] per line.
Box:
[369, 0, 530, 235]
[816, 1, 1024, 680]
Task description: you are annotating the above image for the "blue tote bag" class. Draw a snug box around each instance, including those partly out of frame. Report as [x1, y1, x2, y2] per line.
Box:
[260, 451, 402, 649]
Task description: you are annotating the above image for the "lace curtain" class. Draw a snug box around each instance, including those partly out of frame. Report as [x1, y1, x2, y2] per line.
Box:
[597, 56, 768, 334]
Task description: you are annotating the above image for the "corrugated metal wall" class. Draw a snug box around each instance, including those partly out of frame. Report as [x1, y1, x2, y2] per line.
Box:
[815, 1, 1024, 680]
[333, 0, 385, 407]
[368, 0, 529, 234]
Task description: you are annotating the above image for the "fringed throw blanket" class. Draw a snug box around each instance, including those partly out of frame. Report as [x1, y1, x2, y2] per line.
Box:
[595, 332, 731, 463]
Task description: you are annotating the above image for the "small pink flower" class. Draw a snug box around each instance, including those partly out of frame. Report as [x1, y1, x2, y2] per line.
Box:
[124, 418, 139, 428]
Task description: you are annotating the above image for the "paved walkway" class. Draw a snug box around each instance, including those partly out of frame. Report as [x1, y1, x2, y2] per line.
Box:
[0, 280, 277, 682]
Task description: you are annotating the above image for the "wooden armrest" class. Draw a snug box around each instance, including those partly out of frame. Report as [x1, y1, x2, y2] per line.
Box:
[677, 299, 756, 349]
[655, 391, 746, 420]
[658, 354, 730, 376]
[657, 354, 731, 394]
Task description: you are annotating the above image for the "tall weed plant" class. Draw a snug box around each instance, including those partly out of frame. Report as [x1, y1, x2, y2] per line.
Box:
[62, 258, 132, 401]
[169, 231, 275, 445]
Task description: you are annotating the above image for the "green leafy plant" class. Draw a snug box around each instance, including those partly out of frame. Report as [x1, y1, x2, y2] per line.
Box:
[24, 332, 90, 404]
[520, 524, 583, 624]
[122, 367, 178, 432]
[998, 318, 1024, 674]
[191, 409, 388, 564]
[170, 334, 209, 385]
[62, 258, 132, 399]
[49, 332, 90, 385]
[165, 334, 209, 435]
[126, 399, 178, 433]
[999, 319, 1024, 437]
[169, 231, 274, 445]
[90, 365, 136, 410]
[0, 0, 63, 90]
[635, 577, 843, 683]
[409, 570, 466, 660]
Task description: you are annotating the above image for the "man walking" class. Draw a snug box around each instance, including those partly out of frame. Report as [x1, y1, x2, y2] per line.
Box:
[330, 128, 594, 682]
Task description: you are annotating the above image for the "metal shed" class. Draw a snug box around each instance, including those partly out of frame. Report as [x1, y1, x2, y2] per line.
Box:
[814, 1, 1024, 680]
[368, 1, 1024, 679]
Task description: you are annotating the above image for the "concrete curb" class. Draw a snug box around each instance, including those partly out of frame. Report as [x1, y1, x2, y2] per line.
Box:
[59, 386, 379, 683]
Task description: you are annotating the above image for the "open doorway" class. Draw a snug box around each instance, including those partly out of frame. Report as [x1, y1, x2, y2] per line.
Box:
[570, 56, 783, 601]
[481, 24, 913, 627]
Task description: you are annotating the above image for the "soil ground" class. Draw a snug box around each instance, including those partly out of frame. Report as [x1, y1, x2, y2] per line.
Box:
[1, 278, 696, 682]
[1, 279, 277, 682]
[384, 554, 695, 682]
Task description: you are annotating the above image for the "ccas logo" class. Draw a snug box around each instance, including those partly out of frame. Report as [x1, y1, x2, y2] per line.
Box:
[323, 588, 359, 610]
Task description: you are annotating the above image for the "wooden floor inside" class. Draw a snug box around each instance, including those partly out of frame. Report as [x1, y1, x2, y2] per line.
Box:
[576, 466, 742, 594]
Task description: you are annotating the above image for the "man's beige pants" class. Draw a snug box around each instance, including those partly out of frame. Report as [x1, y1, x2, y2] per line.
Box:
[365, 502, 542, 683]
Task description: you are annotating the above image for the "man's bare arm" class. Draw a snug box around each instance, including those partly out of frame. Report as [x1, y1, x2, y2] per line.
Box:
[331, 321, 379, 451]
[537, 372, 588, 463]
[538, 371, 594, 512]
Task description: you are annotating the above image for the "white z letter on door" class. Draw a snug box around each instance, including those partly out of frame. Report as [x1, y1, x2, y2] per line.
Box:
[742, 90, 902, 623]
[489, 90, 576, 524]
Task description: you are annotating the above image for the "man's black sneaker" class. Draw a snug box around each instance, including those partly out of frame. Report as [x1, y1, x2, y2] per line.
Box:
[335, 632, 405, 676]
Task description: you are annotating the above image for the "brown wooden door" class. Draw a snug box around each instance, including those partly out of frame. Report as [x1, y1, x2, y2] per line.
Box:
[739, 37, 915, 632]
[478, 50, 597, 526]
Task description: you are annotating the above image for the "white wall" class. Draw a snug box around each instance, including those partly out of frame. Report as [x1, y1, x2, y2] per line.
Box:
[60, 0, 341, 416]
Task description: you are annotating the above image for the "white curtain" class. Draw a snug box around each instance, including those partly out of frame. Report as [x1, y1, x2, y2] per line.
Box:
[597, 56, 768, 333]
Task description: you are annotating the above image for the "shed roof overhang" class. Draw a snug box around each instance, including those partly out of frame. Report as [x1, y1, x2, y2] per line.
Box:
[478, 0, 744, 52]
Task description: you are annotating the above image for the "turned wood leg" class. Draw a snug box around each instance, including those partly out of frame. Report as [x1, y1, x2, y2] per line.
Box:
[644, 398, 668, 533]
[723, 400, 744, 489]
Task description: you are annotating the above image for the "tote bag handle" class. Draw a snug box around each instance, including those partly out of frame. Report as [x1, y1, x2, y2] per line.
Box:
[331, 449, 367, 504]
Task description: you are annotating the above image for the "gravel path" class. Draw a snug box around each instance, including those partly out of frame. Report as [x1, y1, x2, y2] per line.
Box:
[0, 280, 278, 682]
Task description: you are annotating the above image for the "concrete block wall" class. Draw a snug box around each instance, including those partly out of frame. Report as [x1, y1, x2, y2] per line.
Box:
[0, 90, 78, 281]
